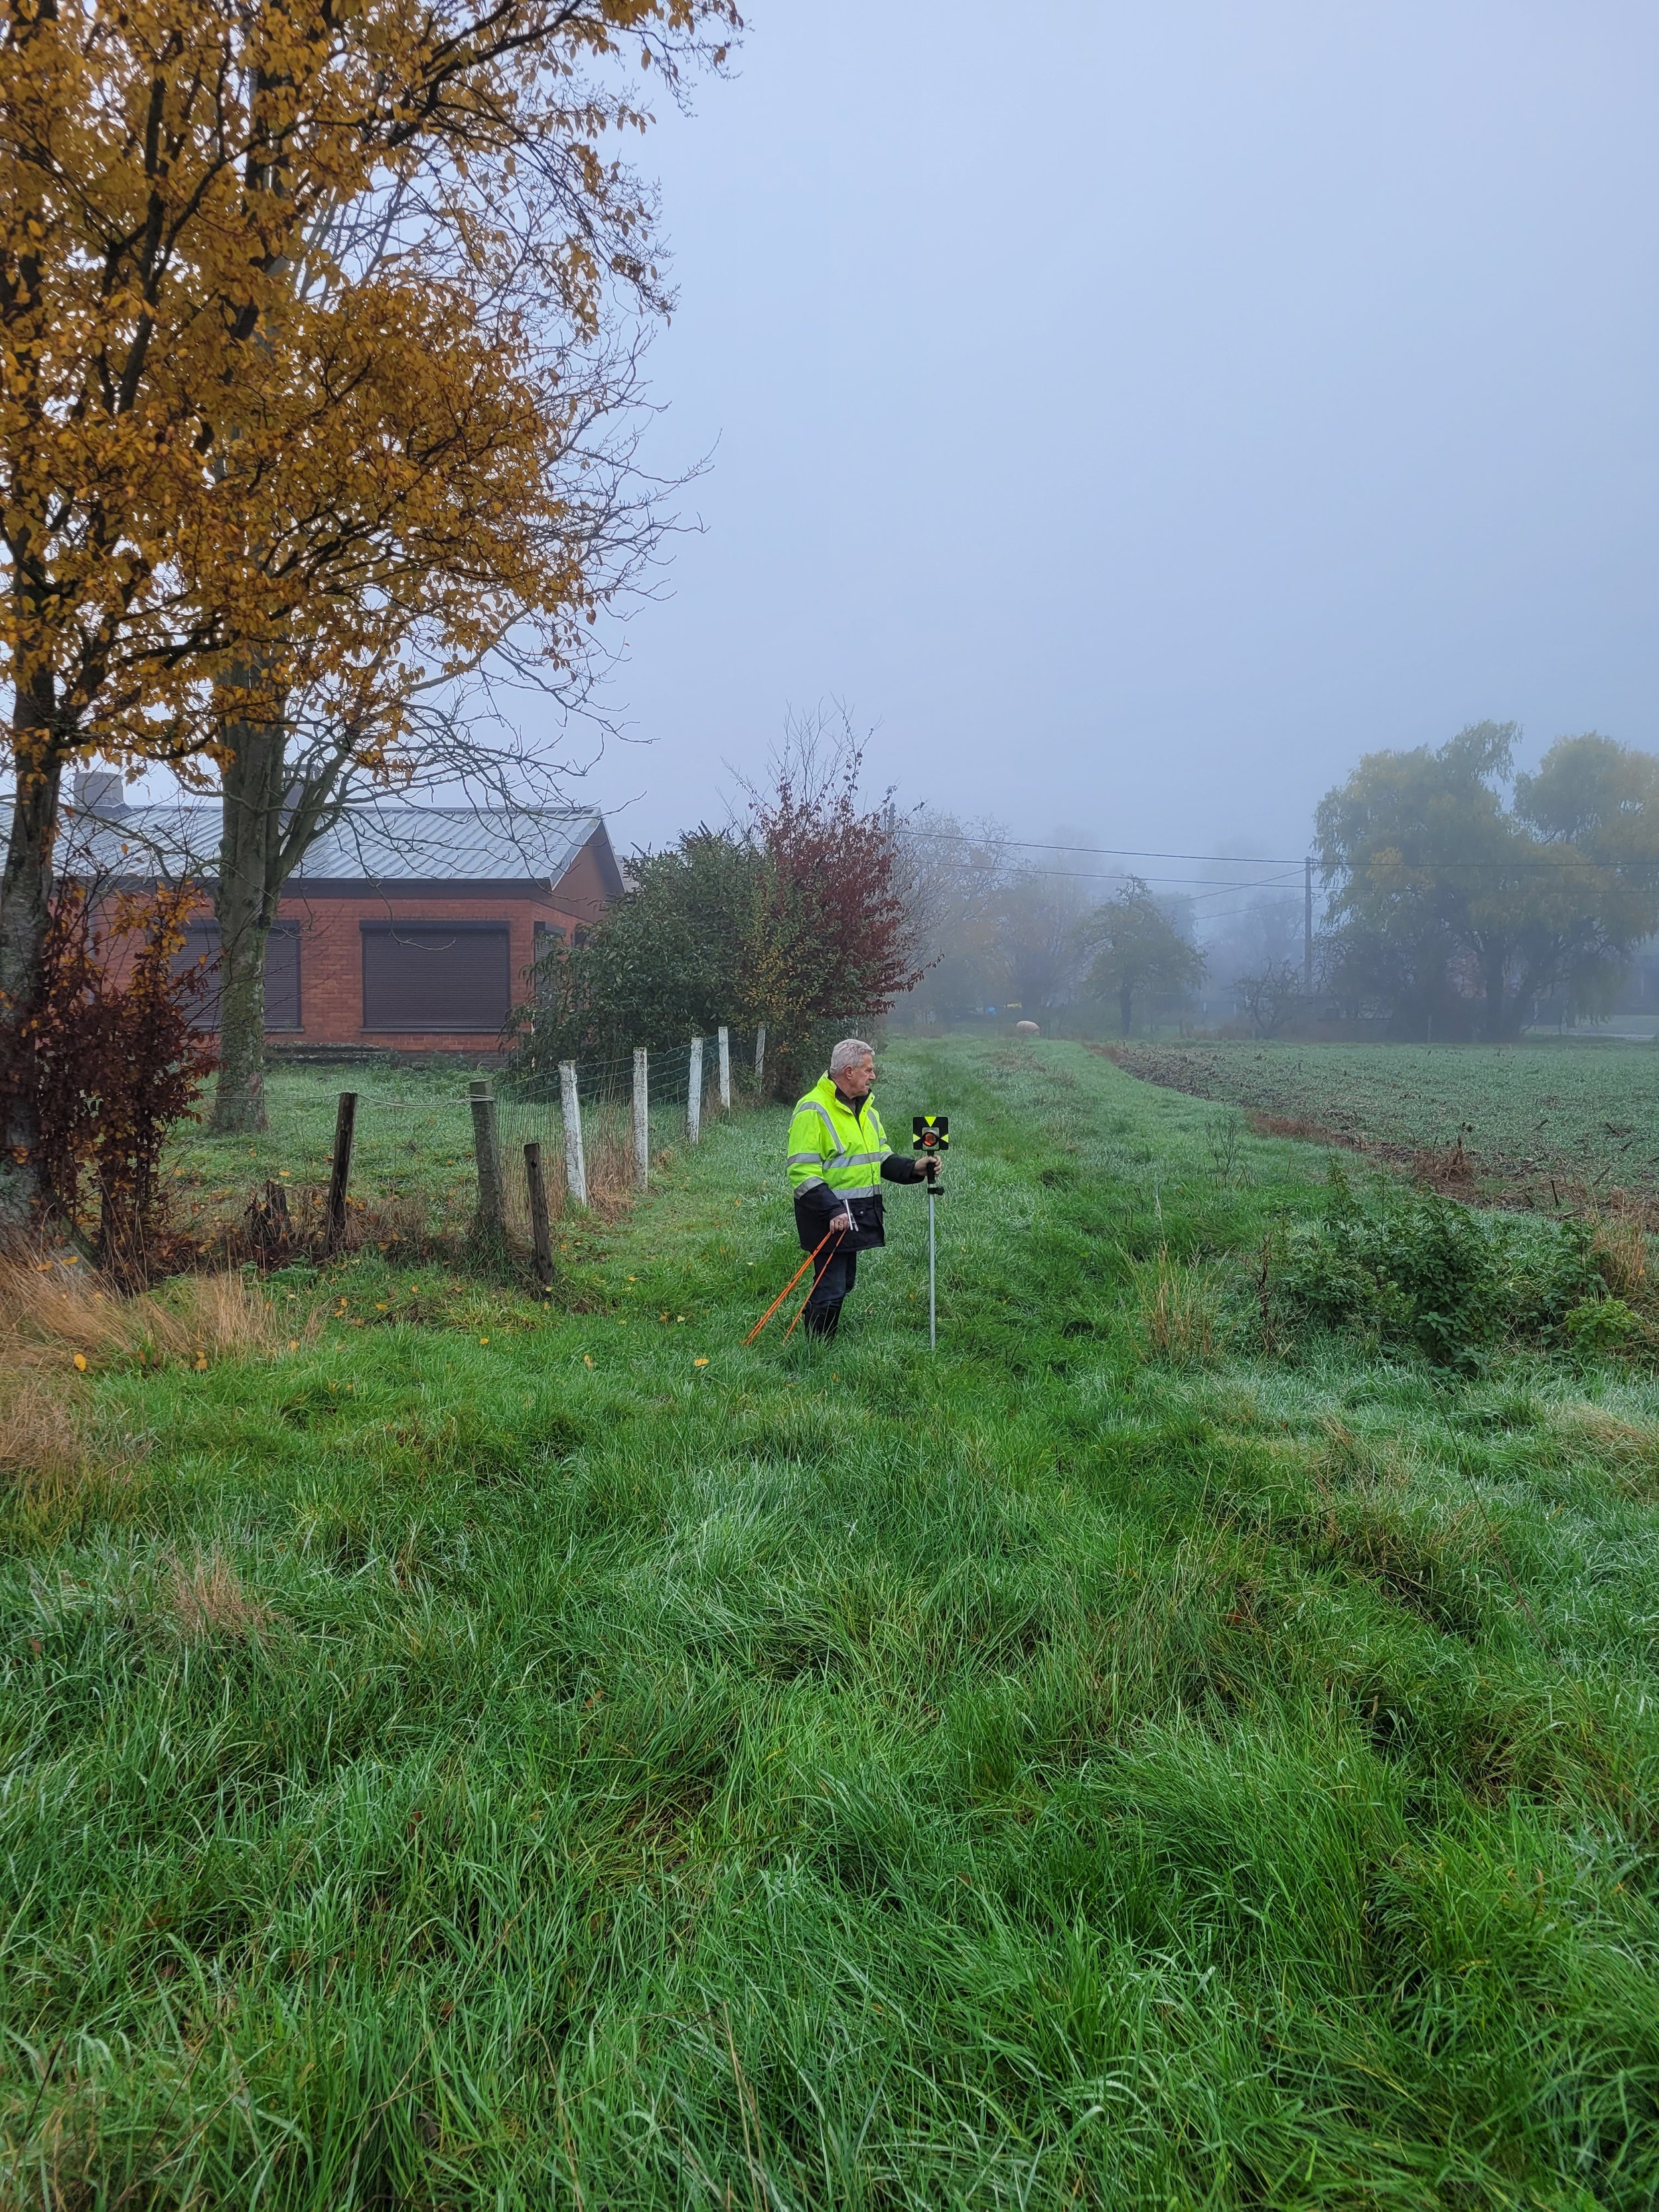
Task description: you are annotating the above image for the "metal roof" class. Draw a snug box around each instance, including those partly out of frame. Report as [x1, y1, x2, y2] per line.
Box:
[62, 800, 614, 891]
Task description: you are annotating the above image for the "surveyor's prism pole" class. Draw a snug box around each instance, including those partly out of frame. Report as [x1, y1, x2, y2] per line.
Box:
[912, 1114, 950, 1354]
[928, 1175, 938, 1351]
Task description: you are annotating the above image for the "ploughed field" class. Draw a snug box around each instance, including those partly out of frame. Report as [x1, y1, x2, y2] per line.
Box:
[5, 1041, 1659, 2208]
[1111, 1037, 1659, 1211]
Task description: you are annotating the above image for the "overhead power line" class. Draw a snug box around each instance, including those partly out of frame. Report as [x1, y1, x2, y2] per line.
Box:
[909, 826, 1659, 874]
[905, 829, 1302, 865]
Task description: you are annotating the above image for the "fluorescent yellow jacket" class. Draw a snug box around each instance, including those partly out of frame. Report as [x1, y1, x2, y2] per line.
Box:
[786, 1074, 893, 1202]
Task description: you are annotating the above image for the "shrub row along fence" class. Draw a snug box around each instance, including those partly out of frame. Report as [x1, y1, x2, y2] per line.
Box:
[294, 1026, 766, 1287]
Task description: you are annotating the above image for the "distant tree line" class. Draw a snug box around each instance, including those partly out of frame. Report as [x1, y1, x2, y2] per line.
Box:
[507, 715, 1659, 1076]
[1311, 723, 1659, 1041]
[892, 816, 1206, 1037]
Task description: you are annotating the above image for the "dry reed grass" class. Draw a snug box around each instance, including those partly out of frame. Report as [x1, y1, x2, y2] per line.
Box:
[1125, 1244, 1220, 1363]
[0, 1252, 303, 1373]
[1589, 1207, 1651, 1303]
[165, 1544, 272, 1639]
[1548, 1401, 1659, 1499]
[1311, 1415, 1407, 1494]
[498, 1102, 666, 1236]
[0, 1376, 90, 1505]
[188, 1181, 445, 1266]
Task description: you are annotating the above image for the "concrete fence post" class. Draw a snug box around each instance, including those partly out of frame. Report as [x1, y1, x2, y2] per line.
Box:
[469, 1078, 504, 1240]
[755, 1025, 766, 1090]
[558, 1060, 587, 1209]
[717, 1024, 731, 1110]
[687, 1035, 703, 1145]
[632, 1048, 649, 1189]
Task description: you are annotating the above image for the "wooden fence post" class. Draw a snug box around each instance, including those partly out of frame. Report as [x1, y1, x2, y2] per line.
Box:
[524, 1142, 554, 1296]
[470, 1078, 504, 1240]
[326, 1090, 358, 1250]
[687, 1035, 703, 1145]
[559, 1060, 587, 1209]
[632, 1047, 649, 1189]
[754, 1025, 766, 1091]
[717, 1024, 731, 1110]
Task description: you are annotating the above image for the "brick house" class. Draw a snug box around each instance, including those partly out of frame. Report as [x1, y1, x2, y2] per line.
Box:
[68, 776, 622, 1053]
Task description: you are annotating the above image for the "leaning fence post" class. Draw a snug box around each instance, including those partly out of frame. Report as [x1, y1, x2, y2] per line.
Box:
[469, 1078, 504, 1241]
[558, 1060, 588, 1209]
[326, 1091, 358, 1250]
[632, 1047, 649, 1189]
[524, 1143, 554, 1296]
[717, 1024, 731, 1110]
[687, 1035, 703, 1145]
[754, 1025, 766, 1091]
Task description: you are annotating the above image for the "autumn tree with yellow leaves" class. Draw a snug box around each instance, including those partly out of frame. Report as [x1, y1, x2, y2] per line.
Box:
[0, 0, 737, 1195]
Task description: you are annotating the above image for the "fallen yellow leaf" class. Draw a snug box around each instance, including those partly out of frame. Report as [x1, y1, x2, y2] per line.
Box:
[583, 1354, 594, 1368]
[73, 1353, 87, 1371]
[479, 1336, 490, 1345]
[693, 1357, 709, 1367]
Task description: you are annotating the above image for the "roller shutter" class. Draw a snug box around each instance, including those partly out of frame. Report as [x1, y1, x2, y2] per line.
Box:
[172, 921, 301, 1031]
[360, 921, 510, 1032]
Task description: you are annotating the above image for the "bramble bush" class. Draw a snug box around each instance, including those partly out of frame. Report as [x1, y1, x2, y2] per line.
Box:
[23, 883, 216, 1279]
[1278, 1163, 1606, 1366]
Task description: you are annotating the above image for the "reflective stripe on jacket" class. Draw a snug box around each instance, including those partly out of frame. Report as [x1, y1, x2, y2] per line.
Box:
[786, 1074, 893, 1200]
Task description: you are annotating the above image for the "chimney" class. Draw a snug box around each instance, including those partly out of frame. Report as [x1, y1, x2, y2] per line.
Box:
[73, 769, 125, 814]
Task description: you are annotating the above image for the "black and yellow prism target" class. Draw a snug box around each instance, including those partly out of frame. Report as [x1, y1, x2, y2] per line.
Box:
[912, 1114, 950, 1154]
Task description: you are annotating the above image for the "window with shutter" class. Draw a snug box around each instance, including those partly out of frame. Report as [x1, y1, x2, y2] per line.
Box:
[360, 922, 510, 1031]
[171, 921, 301, 1030]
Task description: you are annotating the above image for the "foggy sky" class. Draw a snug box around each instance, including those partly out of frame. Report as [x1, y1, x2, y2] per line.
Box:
[567, 1, 1659, 902]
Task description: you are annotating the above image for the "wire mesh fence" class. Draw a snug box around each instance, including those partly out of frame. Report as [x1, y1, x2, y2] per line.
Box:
[171, 1020, 885, 1270]
[491, 1028, 764, 1237]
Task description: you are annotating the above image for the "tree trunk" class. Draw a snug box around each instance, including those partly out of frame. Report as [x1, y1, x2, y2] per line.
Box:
[1480, 948, 1513, 1043]
[1119, 982, 1134, 1036]
[0, 663, 64, 1222]
[210, 713, 287, 1134]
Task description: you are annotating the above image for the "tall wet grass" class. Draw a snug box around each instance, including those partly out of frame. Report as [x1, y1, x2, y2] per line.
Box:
[3, 1039, 1658, 2205]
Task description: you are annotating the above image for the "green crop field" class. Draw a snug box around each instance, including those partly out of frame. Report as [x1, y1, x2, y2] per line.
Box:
[1111, 1038, 1659, 1206]
[5, 1039, 1659, 2208]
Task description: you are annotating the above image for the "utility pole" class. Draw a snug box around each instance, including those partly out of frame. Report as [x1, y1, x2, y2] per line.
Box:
[1303, 855, 1315, 997]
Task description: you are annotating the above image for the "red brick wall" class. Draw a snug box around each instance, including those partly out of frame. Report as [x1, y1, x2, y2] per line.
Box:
[275, 891, 581, 1047]
[549, 838, 617, 927]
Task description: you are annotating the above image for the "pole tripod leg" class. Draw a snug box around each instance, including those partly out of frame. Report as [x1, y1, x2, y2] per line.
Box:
[928, 1188, 937, 1351]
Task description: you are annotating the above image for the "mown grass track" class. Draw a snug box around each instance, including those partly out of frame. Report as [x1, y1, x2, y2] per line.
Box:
[3, 1040, 1659, 2208]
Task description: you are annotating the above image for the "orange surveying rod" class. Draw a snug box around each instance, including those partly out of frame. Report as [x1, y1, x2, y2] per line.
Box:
[743, 1224, 844, 1346]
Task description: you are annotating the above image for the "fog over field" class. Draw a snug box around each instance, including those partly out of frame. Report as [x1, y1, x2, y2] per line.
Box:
[593, 1, 1659, 865]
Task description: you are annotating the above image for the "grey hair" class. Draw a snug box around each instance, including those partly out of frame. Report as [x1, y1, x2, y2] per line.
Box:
[828, 1037, 875, 1078]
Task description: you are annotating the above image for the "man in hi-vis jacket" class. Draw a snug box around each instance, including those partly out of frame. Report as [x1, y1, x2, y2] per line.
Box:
[784, 1037, 935, 1339]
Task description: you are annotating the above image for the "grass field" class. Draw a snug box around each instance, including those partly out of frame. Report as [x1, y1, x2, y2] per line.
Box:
[160, 1063, 545, 1254]
[5, 1039, 1659, 2207]
[158, 1059, 703, 1256]
[1110, 1038, 1659, 1209]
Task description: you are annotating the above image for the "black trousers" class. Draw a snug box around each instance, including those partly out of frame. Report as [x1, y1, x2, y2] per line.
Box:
[802, 1242, 859, 1336]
